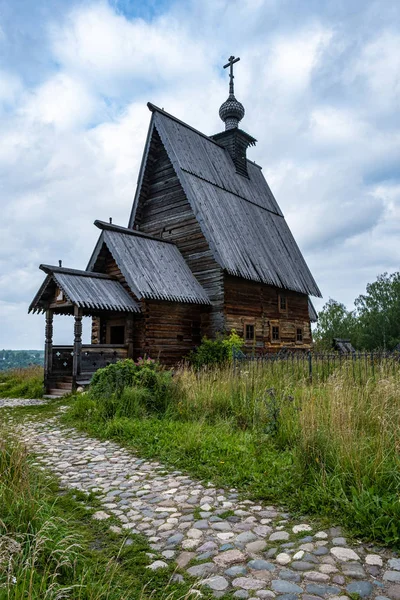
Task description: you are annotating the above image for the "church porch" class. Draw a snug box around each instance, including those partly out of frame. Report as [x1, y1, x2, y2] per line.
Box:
[29, 264, 140, 396]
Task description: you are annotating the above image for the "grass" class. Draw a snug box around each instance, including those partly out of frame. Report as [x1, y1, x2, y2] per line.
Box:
[0, 366, 43, 399]
[65, 360, 400, 548]
[0, 427, 218, 599]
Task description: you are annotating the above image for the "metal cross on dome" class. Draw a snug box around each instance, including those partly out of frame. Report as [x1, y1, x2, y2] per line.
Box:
[223, 55, 240, 95]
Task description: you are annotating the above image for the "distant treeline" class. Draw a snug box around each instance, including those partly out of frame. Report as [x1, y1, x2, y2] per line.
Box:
[314, 272, 400, 351]
[0, 349, 44, 371]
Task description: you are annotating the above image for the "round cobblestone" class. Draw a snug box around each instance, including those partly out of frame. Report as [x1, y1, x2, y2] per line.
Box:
[6, 410, 397, 598]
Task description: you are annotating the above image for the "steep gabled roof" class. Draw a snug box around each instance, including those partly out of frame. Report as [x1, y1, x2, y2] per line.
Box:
[308, 298, 318, 323]
[129, 104, 321, 298]
[29, 265, 140, 314]
[87, 221, 210, 305]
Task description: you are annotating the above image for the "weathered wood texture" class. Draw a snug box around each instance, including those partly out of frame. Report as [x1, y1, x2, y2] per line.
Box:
[51, 345, 128, 376]
[92, 244, 130, 291]
[141, 300, 202, 365]
[224, 275, 312, 352]
[133, 130, 223, 336]
[81, 345, 128, 374]
[132, 107, 321, 298]
[91, 246, 145, 356]
[89, 134, 313, 362]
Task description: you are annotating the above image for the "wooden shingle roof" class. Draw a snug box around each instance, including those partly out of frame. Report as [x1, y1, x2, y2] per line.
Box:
[87, 222, 211, 305]
[29, 265, 140, 314]
[129, 105, 321, 298]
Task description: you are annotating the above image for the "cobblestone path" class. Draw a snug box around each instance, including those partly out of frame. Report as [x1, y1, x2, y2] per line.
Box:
[0, 398, 47, 408]
[8, 400, 400, 599]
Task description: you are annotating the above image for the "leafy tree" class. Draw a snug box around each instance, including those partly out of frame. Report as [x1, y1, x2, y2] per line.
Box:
[354, 272, 400, 350]
[313, 299, 357, 351]
[314, 272, 400, 351]
[0, 350, 44, 371]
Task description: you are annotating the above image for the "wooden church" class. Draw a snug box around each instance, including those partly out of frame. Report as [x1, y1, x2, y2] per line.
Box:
[29, 56, 321, 396]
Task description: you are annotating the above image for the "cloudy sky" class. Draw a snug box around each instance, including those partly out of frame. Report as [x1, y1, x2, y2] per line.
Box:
[1, 0, 399, 349]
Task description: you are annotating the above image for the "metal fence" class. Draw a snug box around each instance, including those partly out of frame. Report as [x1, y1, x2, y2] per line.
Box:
[233, 350, 400, 383]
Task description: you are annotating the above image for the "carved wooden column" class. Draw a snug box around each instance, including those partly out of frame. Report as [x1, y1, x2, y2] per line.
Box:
[126, 315, 134, 359]
[72, 306, 83, 391]
[44, 309, 53, 393]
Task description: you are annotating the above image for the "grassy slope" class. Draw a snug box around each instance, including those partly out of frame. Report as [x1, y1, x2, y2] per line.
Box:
[0, 420, 218, 600]
[65, 361, 400, 548]
[0, 366, 43, 399]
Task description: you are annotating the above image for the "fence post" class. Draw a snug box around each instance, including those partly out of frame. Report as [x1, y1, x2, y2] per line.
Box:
[308, 351, 312, 383]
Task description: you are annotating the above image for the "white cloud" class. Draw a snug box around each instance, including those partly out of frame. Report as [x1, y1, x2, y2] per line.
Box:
[49, 3, 213, 96]
[21, 73, 98, 131]
[309, 106, 366, 146]
[349, 31, 400, 113]
[1, 0, 400, 348]
[267, 26, 333, 93]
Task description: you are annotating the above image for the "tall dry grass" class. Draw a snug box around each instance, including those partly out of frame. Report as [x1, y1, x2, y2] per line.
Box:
[0, 365, 43, 399]
[172, 361, 400, 543]
[0, 433, 81, 598]
[67, 357, 400, 544]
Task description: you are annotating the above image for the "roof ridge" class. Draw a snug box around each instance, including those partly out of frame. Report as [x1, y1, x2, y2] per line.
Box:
[148, 102, 226, 148]
[94, 220, 175, 245]
[180, 168, 283, 217]
[40, 264, 116, 280]
[148, 103, 263, 168]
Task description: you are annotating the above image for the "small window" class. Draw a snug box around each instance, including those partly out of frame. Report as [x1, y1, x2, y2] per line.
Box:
[110, 325, 125, 344]
[177, 334, 183, 342]
[272, 326, 280, 341]
[279, 295, 287, 311]
[296, 328, 303, 342]
[245, 323, 255, 341]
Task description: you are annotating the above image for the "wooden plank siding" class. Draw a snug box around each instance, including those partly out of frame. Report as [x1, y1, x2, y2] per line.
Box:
[141, 300, 202, 365]
[134, 130, 224, 336]
[90, 241, 202, 363]
[91, 245, 145, 354]
[90, 132, 313, 363]
[223, 274, 312, 352]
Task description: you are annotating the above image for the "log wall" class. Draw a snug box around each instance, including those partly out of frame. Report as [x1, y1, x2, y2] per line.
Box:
[91, 246, 144, 357]
[224, 275, 312, 352]
[141, 300, 202, 365]
[90, 242, 202, 363]
[133, 130, 224, 336]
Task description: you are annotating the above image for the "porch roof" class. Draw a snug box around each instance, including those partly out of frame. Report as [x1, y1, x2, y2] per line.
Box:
[87, 221, 211, 305]
[29, 265, 140, 314]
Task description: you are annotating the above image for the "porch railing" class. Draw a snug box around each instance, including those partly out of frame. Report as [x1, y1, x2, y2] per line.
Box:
[51, 344, 128, 376]
[81, 344, 128, 374]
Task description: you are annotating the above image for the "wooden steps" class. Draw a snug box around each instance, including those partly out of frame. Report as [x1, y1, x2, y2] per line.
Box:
[46, 375, 73, 398]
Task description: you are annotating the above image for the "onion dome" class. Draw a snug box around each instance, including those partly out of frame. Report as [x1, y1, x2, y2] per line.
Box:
[219, 94, 245, 130]
[219, 56, 245, 131]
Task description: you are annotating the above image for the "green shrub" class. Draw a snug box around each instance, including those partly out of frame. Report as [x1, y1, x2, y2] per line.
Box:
[89, 358, 178, 417]
[189, 329, 244, 368]
[90, 359, 139, 399]
[90, 357, 164, 398]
